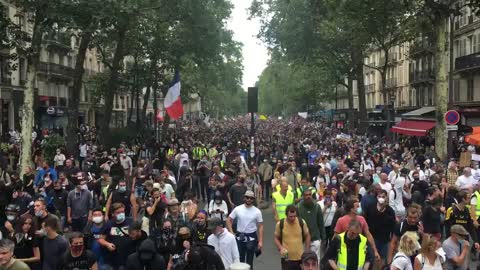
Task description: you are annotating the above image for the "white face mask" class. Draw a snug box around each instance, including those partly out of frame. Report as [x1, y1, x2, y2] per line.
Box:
[92, 216, 103, 224]
[377, 198, 386, 204]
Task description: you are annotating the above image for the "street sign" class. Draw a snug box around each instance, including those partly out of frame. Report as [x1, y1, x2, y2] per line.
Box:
[446, 125, 458, 131]
[445, 110, 460, 125]
[46, 106, 55, 115]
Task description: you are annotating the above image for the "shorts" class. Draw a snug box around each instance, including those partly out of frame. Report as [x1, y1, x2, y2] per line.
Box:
[134, 185, 145, 198]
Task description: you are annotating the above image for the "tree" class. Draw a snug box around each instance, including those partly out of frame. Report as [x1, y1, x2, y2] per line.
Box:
[11, 0, 64, 176]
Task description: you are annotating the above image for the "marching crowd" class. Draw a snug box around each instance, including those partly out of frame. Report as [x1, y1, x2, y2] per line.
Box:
[0, 117, 478, 270]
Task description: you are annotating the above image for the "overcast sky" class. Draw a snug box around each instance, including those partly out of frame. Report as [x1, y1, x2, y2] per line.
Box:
[228, 0, 269, 90]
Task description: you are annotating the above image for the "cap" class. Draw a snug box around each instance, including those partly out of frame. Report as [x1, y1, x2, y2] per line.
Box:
[244, 190, 255, 198]
[301, 251, 318, 263]
[450, 225, 469, 236]
[207, 217, 223, 230]
[168, 198, 180, 206]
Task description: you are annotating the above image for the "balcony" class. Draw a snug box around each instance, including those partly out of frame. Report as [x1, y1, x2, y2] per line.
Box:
[44, 32, 71, 51]
[365, 84, 376, 93]
[409, 70, 435, 84]
[38, 62, 74, 80]
[385, 77, 398, 89]
[455, 52, 480, 72]
[410, 42, 434, 57]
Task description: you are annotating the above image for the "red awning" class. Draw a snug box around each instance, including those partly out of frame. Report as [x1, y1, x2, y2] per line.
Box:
[391, 120, 436, 137]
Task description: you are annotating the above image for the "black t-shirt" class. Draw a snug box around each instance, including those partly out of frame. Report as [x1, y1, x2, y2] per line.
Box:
[422, 205, 441, 234]
[394, 220, 419, 238]
[229, 184, 247, 207]
[101, 219, 131, 266]
[12, 233, 39, 264]
[57, 250, 96, 270]
[364, 204, 396, 243]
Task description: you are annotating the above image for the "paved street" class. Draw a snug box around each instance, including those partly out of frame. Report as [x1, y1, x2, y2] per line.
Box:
[254, 204, 280, 269]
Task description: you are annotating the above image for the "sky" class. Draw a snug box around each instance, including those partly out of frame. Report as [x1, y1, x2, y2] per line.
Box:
[228, 0, 269, 90]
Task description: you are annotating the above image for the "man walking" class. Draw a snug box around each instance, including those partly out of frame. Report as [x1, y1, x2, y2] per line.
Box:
[67, 175, 93, 232]
[226, 190, 264, 270]
[258, 159, 273, 201]
[272, 179, 295, 222]
[274, 205, 311, 270]
[298, 188, 325, 262]
[208, 216, 239, 270]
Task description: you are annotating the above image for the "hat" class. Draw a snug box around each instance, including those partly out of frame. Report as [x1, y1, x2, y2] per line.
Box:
[207, 217, 223, 230]
[301, 251, 318, 263]
[450, 225, 469, 236]
[244, 190, 255, 198]
[168, 198, 180, 206]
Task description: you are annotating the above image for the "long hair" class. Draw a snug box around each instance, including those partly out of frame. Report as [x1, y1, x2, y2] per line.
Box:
[398, 231, 419, 256]
[15, 214, 35, 236]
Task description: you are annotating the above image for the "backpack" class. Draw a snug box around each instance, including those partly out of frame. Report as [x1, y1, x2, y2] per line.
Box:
[279, 217, 305, 244]
[381, 254, 408, 270]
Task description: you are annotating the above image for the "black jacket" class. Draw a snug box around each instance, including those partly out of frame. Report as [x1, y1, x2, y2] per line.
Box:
[125, 239, 166, 270]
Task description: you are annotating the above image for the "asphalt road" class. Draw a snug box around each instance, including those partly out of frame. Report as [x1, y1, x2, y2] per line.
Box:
[254, 204, 281, 270]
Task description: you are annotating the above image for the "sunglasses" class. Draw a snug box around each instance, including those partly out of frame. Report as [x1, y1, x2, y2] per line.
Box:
[245, 196, 255, 200]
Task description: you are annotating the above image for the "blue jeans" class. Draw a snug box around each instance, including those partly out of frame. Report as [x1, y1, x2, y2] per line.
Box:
[375, 239, 389, 263]
[236, 232, 258, 269]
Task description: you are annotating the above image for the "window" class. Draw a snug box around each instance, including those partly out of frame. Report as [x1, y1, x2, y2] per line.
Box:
[453, 79, 460, 102]
[120, 96, 125, 109]
[428, 86, 433, 105]
[19, 58, 26, 84]
[473, 34, 478, 53]
[468, 78, 474, 101]
[115, 95, 119, 109]
[468, 35, 473, 55]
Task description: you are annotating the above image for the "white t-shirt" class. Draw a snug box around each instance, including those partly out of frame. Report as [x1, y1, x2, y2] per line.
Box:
[161, 183, 175, 200]
[389, 176, 406, 217]
[54, 154, 66, 166]
[79, 144, 88, 157]
[379, 182, 392, 193]
[456, 175, 477, 189]
[392, 251, 413, 270]
[229, 204, 263, 234]
[415, 254, 443, 270]
[318, 200, 337, 227]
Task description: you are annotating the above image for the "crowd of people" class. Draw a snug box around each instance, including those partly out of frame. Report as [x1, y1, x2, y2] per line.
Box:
[0, 116, 478, 270]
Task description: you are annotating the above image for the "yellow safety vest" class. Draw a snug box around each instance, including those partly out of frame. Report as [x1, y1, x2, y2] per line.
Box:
[296, 186, 317, 198]
[167, 149, 175, 156]
[473, 191, 480, 219]
[272, 191, 295, 220]
[337, 232, 367, 270]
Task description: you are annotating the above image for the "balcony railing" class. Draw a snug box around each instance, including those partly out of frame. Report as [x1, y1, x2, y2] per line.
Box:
[44, 32, 71, 50]
[410, 42, 434, 56]
[365, 84, 376, 93]
[38, 62, 74, 79]
[455, 52, 480, 72]
[409, 70, 435, 84]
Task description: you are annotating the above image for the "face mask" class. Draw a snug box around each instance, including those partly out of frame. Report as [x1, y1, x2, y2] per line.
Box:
[356, 208, 362, 215]
[376, 170, 381, 174]
[416, 167, 421, 171]
[71, 245, 83, 254]
[6, 215, 15, 221]
[38, 229, 47, 237]
[377, 198, 386, 204]
[35, 210, 44, 217]
[118, 186, 127, 193]
[92, 216, 103, 224]
[162, 228, 173, 236]
[331, 180, 337, 185]
[116, 213, 126, 223]
[413, 177, 419, 181]
[215, 200, 222, 204]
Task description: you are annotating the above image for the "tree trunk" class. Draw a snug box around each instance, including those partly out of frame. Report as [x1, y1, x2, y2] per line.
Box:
[353, 50, 367, 132]
[152, 69, 159, 141]
[434, 17, 448, 161]
[135, 80, 141, 130]
[66, 31, 92, 154]
[20, 13, 43, 177]
[142, 85, 151, 127]
[100, 22, 128, 143]
[127, 82, 134, 124]
[347, 77, 355, 129]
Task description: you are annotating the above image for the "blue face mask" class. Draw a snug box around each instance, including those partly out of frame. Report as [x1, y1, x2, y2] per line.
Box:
[118, 186, 127, 193]
[116, 213, 126, 223]
[356, 208, 362, 215]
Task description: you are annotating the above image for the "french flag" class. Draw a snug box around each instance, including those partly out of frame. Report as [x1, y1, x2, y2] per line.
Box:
[164, 70, 184, 120]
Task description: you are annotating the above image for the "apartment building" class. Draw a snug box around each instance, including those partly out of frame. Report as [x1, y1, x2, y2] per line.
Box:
[452, 4, 480, 126]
